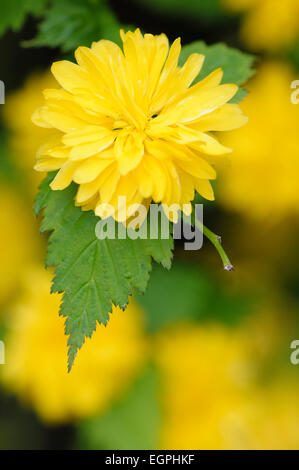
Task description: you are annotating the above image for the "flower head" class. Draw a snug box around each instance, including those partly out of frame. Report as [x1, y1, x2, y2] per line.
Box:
[219, 62, 299, 221]
[0, 184, 40, 308]
[3, 70, 56, 192]
[2, 267, 147, 424]
[223, 0, 299, 51]
[155, 321, 299, 449]
[33, 29, 247, 222]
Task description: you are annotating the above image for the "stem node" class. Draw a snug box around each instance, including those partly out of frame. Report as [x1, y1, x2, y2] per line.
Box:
[192, 216, 234, 271]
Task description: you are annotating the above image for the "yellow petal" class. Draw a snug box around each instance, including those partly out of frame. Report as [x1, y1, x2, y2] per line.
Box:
[45, 147, 71, 159]
[99, 168, 120, 204]
[177, 168, 195, 204]
[32, 107, 53, 129]
[50, 162, 78, 190]
[108, 175, 139, 220]
[182, 202, 192, 216]
[51, 60, 90, 93]
[36, 135, 65, 158]
[158, 67, 223, 116]
[161, 203, 180, 223]
[44, 93, 101, 126]
[73, 158, 114, 184]
[144, 33, 169, 99]
[190, 132, 232, 155]
[136, 163, 153, 198]
[143, 155, 167, 202]
[158, 37, 181, 87]
[115, 131, 144, 175]
[195, 179, 215, 200]
[157, 84, 238, 125]
[34, 106, 87, 132]
[192, 103, 248, 132]
[62, 126, 112, 146]
[150, 38, 181, 112]
[76, 177, 101, 204]
[69, 135, 115, 161]
[178, 53, 205, 89]
[164, 160, 181, 205]
[79, 194, 98, 211]
[34, 158, 65, 172]
[74, 91, 117, 119]
[176, 154, 216, 179]
[190, 67, 224, 93]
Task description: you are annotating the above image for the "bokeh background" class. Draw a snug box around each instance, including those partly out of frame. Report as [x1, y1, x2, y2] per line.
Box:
[0, 0, 299, 450]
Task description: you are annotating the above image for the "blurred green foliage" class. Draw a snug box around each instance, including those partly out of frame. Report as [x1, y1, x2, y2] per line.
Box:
[133, 0, 224, 23]
[287, 41, 299, 71]
[136, 261, 252, 332]
[0, 130, 27, 189]
[25, 0, 123, 52]
[0, 0, 47, 35]
[78, 367, 161, 450]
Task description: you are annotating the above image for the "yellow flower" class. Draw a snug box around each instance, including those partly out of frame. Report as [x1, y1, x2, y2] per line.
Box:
[32, 29, 247, 222]
[2, 267, 147, 424]
[155, 324, 254, 449]
[0, 184, 40, 310]
[240, 380, 299, 450]
[223, 0, 299, 51]
[3, 70, 56, 191]
[155, 322, 299, 449]
[218, 62, 299, 221]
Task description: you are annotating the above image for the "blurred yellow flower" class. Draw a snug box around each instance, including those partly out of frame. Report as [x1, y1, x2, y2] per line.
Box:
[239, 379, 299, 450]
[2, 267, 147, 424]
[3, 70, 56, 191]
[0, 184, 40, 310]
[218, 62, 299, 221]
[155, 324, 255, 449]
[223, 0, 299, 51]
[155, 323, 299, 449]
[32, 28, 247, 222]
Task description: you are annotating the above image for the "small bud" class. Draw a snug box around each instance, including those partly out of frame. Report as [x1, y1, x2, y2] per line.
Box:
[224, 264, 235, 272]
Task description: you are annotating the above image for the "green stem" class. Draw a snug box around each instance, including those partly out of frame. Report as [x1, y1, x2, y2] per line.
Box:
[194, 219, 235, 271]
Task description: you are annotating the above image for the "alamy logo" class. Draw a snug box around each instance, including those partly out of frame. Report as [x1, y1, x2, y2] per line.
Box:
[95, 202, 204, 251]
[0, 80, 5, 104]
[290, 80, 299, 104]
[0, 341, 5, 365]
[290, 340, 299, 365]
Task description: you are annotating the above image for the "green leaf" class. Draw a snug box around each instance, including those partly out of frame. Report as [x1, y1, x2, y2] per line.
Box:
[136, 261, 252, 333]
[133, 0, 224, 23]
[26, 0, 125, 52]
[77, 367, 161, 450]
[286, 41, 299, 71]
[0, 131, 21, 185]
[180, 41, 256, 103]
[35, 174, 173, 371]
[34, 172, 54, 217]
[0, 0, 47, 35]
